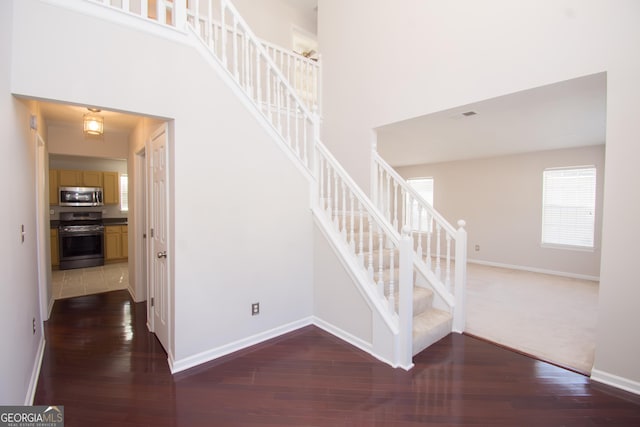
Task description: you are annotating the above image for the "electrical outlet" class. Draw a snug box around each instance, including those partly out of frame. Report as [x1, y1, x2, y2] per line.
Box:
[251, 302, 260, 316]
[475, 244, 480, 251]
[21, 224, 25, 244]
[32, 317, 36, 335]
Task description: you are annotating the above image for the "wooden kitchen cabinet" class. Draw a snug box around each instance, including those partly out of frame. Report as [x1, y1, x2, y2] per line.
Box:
[105, 225, 128, 261]
[121, 226, 128, 258]
[57, 169, 104, 188]
[50, 228, 59, 267]
[102, 171, 119, 205]
[58, 169, 82, 187]
[49, 169, 58, 205]
[83, 170, 103, 187]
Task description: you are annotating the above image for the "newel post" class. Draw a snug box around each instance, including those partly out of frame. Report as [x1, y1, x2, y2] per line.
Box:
[174, 0, 187, 30]
[453, 220, 467, 333]
[398, 226, 414, 370]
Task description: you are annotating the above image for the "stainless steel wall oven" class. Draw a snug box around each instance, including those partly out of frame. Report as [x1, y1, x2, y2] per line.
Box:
[58, 212, 104, 270]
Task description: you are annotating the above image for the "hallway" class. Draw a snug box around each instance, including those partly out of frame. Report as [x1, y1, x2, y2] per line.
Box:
[35, 290, 640, 426]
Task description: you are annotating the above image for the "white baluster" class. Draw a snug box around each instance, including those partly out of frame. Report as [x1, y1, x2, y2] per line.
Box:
[358, 202, 364, 264]
[378, 165, 384, 212]
[243, 34, 250, 92]
[416, 204, 423, 259]
[141, 0, 148, 21]
[341, 181, 347, 239]
[156, 0, 166, 24]
[276, 80, 282, 133]
[435, 223, 442, 281]
[318, 156, 325, 210]
[333, 168, 339, 229]
[377, 225, 384, 296]
[445, 232, 452, 290]
[385, 172, 391, 222]
[326, 163, 332, 217]
[256, 48, 261, 106]
[388, 244, 395, 314]
[232, 19, 239, 80]
[265, 65, 271, 119]
[426, 214, 432, 271]
[287, 94, 293, 153]
[220, 2, 227, 66]
[392, 180, 398, 231]
[303, 115, 308, 166]
[367, 215, 374, 280]
[401, 187, 407, 229]
[349, 192, 355, 252]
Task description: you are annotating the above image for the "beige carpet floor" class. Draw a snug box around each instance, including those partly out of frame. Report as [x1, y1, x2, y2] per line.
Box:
[465, 263, 598, 374]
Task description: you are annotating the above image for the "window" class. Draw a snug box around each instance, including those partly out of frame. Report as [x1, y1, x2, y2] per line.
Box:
[407, 178, 434, 231]
[120, 174, 128, 212]
[542, 167, 596, 249]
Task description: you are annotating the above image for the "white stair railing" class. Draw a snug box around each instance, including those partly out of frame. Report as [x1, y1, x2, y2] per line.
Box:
[372, 151, 467, 332]
[315, 142, 414, 368]
[188, 0, 317, 171]
[262, 40, 320, 114]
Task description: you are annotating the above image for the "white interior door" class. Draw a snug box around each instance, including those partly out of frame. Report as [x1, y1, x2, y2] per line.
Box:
[149, 124, 170, 352]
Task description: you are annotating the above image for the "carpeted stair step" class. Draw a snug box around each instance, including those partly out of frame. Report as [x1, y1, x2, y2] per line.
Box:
[412, 308, 452, 356]
[394, 286, 433, 316]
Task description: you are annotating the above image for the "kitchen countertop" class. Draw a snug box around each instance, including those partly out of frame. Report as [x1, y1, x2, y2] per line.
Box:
[50, 218, 128, 228]
[103, 218, 128, 226]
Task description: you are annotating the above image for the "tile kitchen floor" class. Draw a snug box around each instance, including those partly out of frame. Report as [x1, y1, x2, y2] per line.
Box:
[52, 262, 129, 300]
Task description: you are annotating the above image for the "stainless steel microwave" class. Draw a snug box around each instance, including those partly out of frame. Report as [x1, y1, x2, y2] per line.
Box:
[59, 187, 104, 207]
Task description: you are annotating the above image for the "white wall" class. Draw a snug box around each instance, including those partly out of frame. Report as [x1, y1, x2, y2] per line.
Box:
[10, 0, 313, 369]
[318, 0, 640, 391]
[233, 0, 317, 49]
[397, 146, 605, 278]
[313, 223, 373, 344]
[0, 0, 44, 404]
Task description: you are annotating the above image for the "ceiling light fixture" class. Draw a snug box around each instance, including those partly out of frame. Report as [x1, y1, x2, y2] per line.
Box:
[83, 109, 104, 136]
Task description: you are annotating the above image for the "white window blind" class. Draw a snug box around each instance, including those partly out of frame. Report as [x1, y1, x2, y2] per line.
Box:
[120, 174, 128, 212]
[542, 167, 596, 248]
[407, 178, 434, 231]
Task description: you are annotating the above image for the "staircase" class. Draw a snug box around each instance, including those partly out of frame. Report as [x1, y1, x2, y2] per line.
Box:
[87, 0, 467, 369]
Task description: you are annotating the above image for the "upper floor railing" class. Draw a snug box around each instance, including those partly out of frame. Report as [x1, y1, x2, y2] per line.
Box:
[88, 0, 320, 113]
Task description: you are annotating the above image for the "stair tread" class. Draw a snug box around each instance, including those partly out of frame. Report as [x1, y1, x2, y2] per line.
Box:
[393, 286, 433, 316]
[412, 308, 453, 356]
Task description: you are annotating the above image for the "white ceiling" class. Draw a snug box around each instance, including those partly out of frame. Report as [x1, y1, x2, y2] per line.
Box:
[376, 73, 607, 167]
[39, 101, 143, 133]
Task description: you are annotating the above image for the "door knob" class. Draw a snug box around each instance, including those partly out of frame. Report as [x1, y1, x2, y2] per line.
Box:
[157, 251, 167, 259]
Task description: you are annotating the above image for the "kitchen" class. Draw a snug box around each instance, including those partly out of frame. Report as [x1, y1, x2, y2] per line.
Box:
[43, 104, 138, 300]
[49, 155, 129, 299]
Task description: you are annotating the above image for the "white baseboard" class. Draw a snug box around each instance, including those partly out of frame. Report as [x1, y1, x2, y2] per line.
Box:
[312, 316, 373, 355]
[591, 369, 640, 396]
[47, 297, 55, 319]
[170, 317, 314, 374]
[467, 258, 600, 282]
[312, 317, 404, 369]
[127, 285, 137, 302]
[24, 338, 46, 405]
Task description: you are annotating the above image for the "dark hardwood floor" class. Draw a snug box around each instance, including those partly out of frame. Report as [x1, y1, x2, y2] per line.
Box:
[36, 290, 640, 426]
